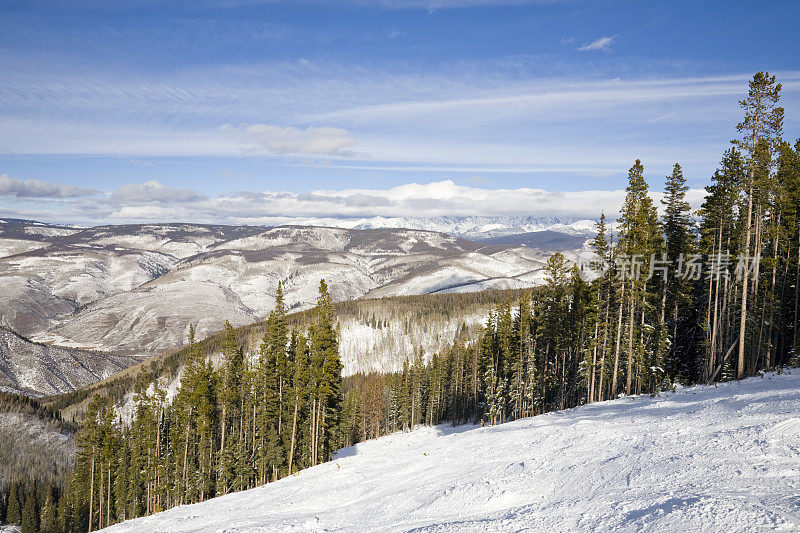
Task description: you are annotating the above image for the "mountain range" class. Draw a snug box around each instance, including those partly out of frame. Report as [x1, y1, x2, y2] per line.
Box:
[0, 217, 591, 397]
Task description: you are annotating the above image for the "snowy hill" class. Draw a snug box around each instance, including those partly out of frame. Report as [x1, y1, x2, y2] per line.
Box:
[102, 372, 800, 532]
[281, 215, 597, 239]
[0, 221, 564, 357]
[0, 218, 586, 397]
[0, 328, 138, 397]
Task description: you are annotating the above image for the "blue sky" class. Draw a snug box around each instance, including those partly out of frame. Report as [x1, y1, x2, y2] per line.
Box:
[1, 0, 799, 224]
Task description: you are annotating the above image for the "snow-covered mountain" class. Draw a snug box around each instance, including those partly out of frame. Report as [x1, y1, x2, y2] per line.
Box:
[0, 328, 138, 397]
[271, 215, 597, 240]
[101, 372, 800, 532]
[0, 219, 582, 367]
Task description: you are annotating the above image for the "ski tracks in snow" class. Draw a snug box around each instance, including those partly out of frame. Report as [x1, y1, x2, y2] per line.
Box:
[103, 372, 800, 532]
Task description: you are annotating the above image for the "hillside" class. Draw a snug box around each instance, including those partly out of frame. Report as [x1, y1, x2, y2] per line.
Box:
[43, 289, 528, 420]
[101, 372, 800, 532]
[0, 219, 569, 359]
[313, 215, 596, 239]
[0, 328, 139, 397]
[0, 392, 76, 490]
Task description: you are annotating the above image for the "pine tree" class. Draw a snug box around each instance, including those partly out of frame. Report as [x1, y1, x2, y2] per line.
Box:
[218, 321, 244, 495]
[589, 213, 613, 401]
[6, 482, 21, 525]
[20, 491, 37, 533]
[732, 71, 784, 379]
[39, 486, 58, 533]
[662, 163, 696, 383]
[307, 280, 342, 465]
[617, 159, 662, 395]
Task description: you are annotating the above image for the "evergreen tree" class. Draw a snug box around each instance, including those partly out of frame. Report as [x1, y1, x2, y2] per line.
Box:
[39, 487, 58, 533]
[20, 491, 37, 533]
[218, 321, 244, 495]
[731, 71, 784, 379]
[307, 280, 342, 465]
[616, 159, 662, 395]
[662, 163, 697, 382]
[6, 482, 21, 525]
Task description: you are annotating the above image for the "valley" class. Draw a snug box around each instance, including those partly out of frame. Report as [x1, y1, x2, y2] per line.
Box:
[0, 217, 584, 397]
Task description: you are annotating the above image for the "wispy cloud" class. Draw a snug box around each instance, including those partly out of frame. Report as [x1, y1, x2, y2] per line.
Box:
[578, 35, 615, 52]
[0, 174, 98, 199]
[222, 123, 358, 156]
[2, 57, 799, 181]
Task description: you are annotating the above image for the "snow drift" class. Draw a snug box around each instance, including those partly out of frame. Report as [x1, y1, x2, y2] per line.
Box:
[103, 372, 800, 532]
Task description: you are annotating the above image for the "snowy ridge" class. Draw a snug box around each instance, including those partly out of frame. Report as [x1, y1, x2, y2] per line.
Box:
[20, 226, 561, 356]
[102, 372, 800, 532]
[0, 328, 139, 397]
[267, 215, 598, 239]
[0, 219, 585, 394]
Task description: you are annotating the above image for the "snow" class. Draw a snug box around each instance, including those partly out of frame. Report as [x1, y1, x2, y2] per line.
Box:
[0, 238, 48, 258]
[337, 312, 486, 375]
[345, 216, 597, 239]
[102, 372, 800, 532]
[0, 328, 138, 397]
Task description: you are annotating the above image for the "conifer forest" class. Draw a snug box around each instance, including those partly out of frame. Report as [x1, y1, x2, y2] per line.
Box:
[2, 72, 799, 532]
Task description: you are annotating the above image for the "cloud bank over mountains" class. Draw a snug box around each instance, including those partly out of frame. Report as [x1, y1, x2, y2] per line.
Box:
[1, 176, 706, 225]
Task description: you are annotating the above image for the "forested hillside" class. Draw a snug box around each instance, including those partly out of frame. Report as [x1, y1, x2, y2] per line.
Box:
[44, 288, 525, 423]
[0, 392, 75, 532]
[3, 72, 799, 532]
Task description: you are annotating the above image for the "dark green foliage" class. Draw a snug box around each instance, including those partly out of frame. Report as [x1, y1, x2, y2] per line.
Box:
[14, 71, 800, 532]
[21, 491, 38, 532]
[6, 482, 21, 525]
[55, 280, 344, 530]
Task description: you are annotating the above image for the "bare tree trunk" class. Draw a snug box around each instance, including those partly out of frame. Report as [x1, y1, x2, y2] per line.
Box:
[612, 282, 625, 396]
[709, 231, 722, 379]
[589, 321, 598, 402]
[88, 453, 95, 533]
[625, 286, 636, 395]
[794, 223, 800, 355]
[738, 184, 754, 379]
[766, 213, 780, 369]
[288, 397, 299, 475]
[597, 295, 610, 402]
[98, 465, 103, 531]
[107, 467, 111, 528]
[183, 413, 192, 499]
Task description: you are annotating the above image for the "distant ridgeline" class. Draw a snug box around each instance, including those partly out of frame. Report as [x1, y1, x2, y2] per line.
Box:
[4, 72, 800, 532]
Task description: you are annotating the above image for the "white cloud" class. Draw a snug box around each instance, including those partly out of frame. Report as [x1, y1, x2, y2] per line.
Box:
[5, 177, 710, 225]
[0, 174, 98, 198]
[90, 179, 708, 222]
[222, 123, 357, 156]
[578, 35, 615, 52]
[110, 180, 206, 203]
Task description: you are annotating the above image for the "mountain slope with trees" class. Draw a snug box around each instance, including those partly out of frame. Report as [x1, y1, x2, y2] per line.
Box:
[103, 372, 800, 532]
[4, 71, 800, 532]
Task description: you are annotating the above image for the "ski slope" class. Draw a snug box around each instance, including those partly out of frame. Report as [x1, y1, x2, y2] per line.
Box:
[104, 372, 800, 532]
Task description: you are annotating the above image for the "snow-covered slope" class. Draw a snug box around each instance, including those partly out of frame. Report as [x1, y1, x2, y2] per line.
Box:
[103, 372, 800, 532]
[0, 328, 139, 397]
[0, 221, 259, 337]
[0, 219, 586, 391]
[34, 227, 558, 355]
[277, 215, 597, 239]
